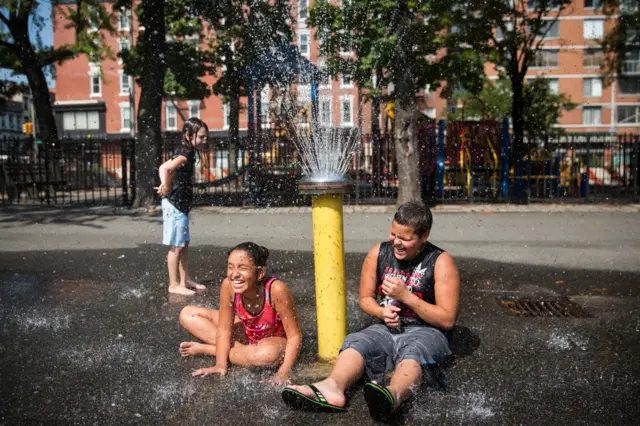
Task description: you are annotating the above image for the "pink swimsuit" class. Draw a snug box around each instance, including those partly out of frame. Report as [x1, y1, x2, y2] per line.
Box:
[233, 277, 285, 344]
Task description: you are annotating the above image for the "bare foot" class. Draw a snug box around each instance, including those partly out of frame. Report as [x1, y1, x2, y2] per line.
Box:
[286, 379, 346, 408]
[169, 285, 196, 296]
[179, 341, 216, 357]
[186, 279, 207, 291]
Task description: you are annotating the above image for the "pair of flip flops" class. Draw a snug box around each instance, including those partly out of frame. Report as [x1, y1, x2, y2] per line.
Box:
[281, 382, 396, 421]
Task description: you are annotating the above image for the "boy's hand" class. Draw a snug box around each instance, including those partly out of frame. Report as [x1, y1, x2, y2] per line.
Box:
[382, 305, 401, 328]
[263, 371, 290, 387]
[381, 277, 409, 302]
[192, 365, 227, 377]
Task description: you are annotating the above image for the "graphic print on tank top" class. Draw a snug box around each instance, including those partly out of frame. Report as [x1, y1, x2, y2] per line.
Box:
[376, 241, 444, 325]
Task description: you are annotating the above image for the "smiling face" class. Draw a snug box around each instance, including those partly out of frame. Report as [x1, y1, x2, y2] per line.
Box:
[227, 249, 265, 294]
[388, 220, 429, 261]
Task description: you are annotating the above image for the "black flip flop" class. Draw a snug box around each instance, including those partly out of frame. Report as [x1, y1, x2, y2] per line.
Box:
[282, 385, 347, 413]
[363, 382, 396, 422]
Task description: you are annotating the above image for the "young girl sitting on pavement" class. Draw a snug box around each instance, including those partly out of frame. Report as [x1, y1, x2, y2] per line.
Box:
[179, 242, 302, 385]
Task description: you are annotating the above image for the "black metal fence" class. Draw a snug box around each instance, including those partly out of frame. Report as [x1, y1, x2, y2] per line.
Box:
[1, 129, 638, 207]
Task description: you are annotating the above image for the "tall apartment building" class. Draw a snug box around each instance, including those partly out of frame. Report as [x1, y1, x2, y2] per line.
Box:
[52, 1, 638, 138]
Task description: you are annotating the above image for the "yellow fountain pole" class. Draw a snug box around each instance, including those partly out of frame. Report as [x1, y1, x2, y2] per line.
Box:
[299, 180, 351, 361]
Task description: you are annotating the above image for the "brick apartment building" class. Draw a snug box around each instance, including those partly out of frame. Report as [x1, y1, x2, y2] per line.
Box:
[52, 0, 639, 139]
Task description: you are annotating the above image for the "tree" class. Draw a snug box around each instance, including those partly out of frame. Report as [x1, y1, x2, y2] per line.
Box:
[452, 0, 573, 163]
[601, 1, 640, 80]
[309, 0, 453, 205]
[447, 77, 575, 143]
[0, 0, 107, 142]
[198, 0, 294, 175]
[117, 0, 215, 207]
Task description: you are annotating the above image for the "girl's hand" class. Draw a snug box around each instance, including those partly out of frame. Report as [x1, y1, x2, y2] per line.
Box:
[155, 183, 168, 197]
[264, 371, 290, 387]
[192, 365, 227, 377]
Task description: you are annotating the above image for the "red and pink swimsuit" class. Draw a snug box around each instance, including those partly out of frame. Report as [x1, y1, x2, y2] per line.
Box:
[233, 277, 285, 344]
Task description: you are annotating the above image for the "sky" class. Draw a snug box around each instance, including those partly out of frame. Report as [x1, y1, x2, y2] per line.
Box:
[0, 1, 55, 88]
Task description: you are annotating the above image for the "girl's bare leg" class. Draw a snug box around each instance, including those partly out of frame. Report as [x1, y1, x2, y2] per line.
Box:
[169, 246, 194, 296]
[179, 307, 244, 357]
[228, 336, 287, 367]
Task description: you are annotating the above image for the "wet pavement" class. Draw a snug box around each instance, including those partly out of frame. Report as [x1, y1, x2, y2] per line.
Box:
[1, 207, 639, 425]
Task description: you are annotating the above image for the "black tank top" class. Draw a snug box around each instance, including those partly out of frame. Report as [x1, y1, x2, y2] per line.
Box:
[376, 241, 444, 326]
[166, 145, 196, 214]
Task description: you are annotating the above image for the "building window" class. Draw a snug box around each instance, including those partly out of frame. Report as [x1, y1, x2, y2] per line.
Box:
[298, 84, 311, 104]
[339, 30, 352, 55]
[119, 72, 130, 96]
[617, 105, 640, 124]
[528, 0, 559, 10]
[88, 5, 99, 32]
[622, 49, 640, 74]
[583, 78, 602, 97]
[223, 103, 230, 129]
[165, 104, 177, 130]
[62, 111, 100, 131]
[320, 97, 332, 126]
[187, 100, 200, 119]
[341, 73, 352, 88]
[496, 22, 514, 40]
[119, 102, 132, 131]
[425, 108, 436, 119]
[259, 87, 269, 126]
[583, 48, 604, 67]
[340, 95, 353, 127]
[547, 78, 559, 94]
[298, 32, 310, 57]
[584, 20, 604, 39]
[531, 50, 559, 68]
[118, 39, 130, 63]
[319, 63, 331, 88]
[582, 106, 602, 125]
[118, 8, 131, 31]
[299, 0, 308, 21]
[619, 77, 640, 95]
[533, 20, 560, 39]
[584, 0, 603, 8]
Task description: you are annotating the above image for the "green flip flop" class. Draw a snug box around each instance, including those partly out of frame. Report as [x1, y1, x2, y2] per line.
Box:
[363, 382, 396, 422]
[282, 385, 347, 413]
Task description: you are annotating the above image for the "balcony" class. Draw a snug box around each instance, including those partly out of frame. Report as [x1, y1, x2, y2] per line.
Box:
[622, 59, 640, 75]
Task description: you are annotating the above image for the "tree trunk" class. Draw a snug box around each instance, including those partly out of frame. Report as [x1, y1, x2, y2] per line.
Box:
[510, 75, 525, 163]
[132, 0, 166, 208]
[394, 101, 421, 205]
[11, 15, 57, 142]
[392, 3, 421, 206]
[229, 94, 240, 174]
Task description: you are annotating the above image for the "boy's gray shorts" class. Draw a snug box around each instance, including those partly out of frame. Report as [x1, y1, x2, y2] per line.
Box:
[341, 323, 451, 384]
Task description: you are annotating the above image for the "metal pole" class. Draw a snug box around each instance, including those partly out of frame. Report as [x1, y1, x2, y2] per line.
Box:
[436, 119, 445, 198]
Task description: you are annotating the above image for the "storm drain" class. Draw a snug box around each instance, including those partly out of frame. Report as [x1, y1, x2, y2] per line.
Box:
[497, 297, 592, 318]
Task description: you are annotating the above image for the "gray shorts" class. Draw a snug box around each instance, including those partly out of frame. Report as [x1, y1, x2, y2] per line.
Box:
[341, 323, 451, 385]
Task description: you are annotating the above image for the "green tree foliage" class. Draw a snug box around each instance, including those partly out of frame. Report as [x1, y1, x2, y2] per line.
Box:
[309, 0, 454, 205]
[448, 77, 575, 142]
[0, 0, 108, 141]
[451, 0, 573, 162]
[601, 0, 640, 79]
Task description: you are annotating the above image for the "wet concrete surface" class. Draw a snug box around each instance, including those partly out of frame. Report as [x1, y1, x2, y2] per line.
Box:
[1, 239, 639, 425]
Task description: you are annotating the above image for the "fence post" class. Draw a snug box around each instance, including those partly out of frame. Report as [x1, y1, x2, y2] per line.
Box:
[585, 135, 591, 198]
[121, 139, 129, 205]
[580, 172, 589, 198]
[633, 135, 639, 202]
[436, 120, 445, 199]
[130, 137, 136, 203]
[500, 118, 510, 198]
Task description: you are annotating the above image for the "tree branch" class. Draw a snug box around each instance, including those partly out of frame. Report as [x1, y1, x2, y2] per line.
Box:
[39, 47, 76, 67]
[0, 11, 11, 26]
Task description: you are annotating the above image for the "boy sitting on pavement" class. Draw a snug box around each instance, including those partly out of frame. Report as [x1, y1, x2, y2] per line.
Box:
[282, 201, 460, 422]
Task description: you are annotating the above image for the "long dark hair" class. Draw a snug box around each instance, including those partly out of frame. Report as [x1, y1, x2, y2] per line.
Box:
[182, 117, 208, 165]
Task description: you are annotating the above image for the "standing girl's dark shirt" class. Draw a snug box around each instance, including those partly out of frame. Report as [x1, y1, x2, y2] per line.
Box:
[166, 146, 196, 214]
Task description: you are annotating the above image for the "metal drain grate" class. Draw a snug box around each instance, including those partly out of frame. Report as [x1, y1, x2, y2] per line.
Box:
[497, 297, 592, 318]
